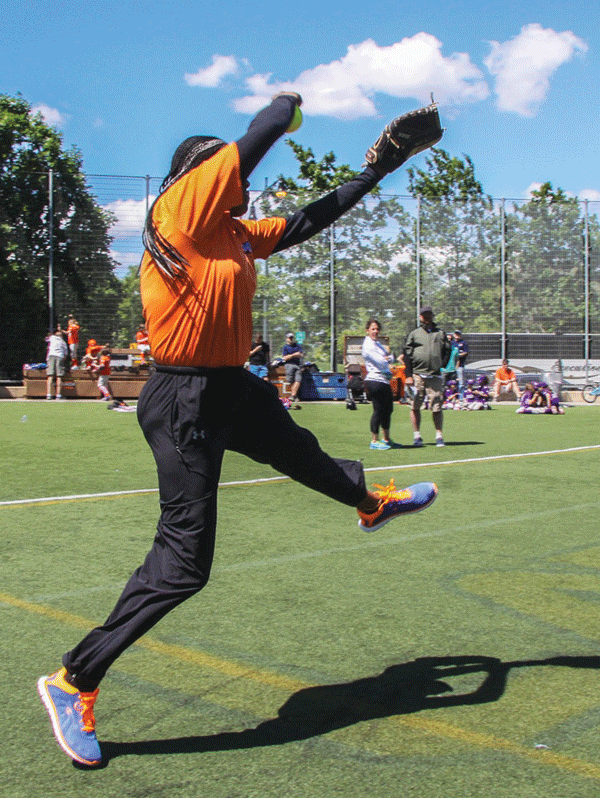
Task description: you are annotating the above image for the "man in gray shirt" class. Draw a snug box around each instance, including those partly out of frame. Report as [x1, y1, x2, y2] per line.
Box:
[404, 307, 451, 447]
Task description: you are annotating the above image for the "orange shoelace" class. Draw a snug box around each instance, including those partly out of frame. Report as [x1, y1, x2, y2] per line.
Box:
[364, 479, 412, 519]
[74, 690, 99, 732]
[374, 478, 412, 502]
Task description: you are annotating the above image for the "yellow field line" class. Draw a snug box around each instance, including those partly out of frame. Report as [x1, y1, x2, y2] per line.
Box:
[3, 589, 600, 779]
[400, 715, 600, 780]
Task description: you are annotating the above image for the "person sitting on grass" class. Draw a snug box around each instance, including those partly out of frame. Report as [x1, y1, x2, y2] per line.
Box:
[540, 382, 565, 415]
[442, 379, 460, 410]
[517, 383, 545, 414]
[468, 375, 491, 410]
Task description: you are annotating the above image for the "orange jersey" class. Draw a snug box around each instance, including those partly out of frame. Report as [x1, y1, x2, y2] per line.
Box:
[136, 330, 149, 346]
[140, 144, 286, 368]
[495, 366, 515, 383]
[67, 322, 80, 345]
[96, 355, 111, 376]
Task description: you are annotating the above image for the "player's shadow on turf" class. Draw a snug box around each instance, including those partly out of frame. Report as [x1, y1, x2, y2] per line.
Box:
[99, 654, 600, 764]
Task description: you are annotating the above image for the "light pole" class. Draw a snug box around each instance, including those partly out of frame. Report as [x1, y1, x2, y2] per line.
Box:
[48, 168, 55, 331]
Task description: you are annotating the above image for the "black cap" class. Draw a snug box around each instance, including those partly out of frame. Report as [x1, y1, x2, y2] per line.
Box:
[420, 306, 434, 316]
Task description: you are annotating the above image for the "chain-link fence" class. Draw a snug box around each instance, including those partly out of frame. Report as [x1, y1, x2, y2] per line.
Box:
[4, 170, 599, 378]
[247, 188, 600, 370]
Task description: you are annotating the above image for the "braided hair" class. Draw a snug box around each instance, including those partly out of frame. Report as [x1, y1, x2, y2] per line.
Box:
[142, 135, 226, 278]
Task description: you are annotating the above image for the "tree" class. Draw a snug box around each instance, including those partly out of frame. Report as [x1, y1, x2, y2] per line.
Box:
[115, 264, 143, 346]
[253, 141, 415, 369]
[407, 148, 500, 332]
[505, 183, 593, 333]
[0, 94, 122, 377]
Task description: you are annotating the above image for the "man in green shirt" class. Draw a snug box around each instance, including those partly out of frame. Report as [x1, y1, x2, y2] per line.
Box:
[404, 307, 451, 447]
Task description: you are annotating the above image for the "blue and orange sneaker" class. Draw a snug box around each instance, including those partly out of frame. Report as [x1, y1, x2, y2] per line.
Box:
[370, 440, 391, 450]
[357, 479, 438, 532]
[37, 668, 102, 766]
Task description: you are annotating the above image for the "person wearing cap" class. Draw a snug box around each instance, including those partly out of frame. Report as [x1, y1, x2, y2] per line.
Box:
[282, 332, 304, 408]
[403, 306, 452, 447]
[453, 330, 469, 399]
[135, 324, 151, 364]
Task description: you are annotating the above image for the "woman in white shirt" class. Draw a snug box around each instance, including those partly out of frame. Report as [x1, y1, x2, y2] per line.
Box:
[361, 318, 395, 450]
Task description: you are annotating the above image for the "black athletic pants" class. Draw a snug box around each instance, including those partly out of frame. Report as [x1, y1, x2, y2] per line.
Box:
[63, 367, 366, 690]
[365, 379, 394, 435]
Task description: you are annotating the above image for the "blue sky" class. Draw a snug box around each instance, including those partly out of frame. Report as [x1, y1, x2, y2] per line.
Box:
[2, 0, 599, 203]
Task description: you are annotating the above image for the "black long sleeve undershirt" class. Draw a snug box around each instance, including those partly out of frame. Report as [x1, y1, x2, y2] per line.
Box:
[236, 96, 296, 182]
[236, 95, 382, 252]
[272, 166, 380, 252]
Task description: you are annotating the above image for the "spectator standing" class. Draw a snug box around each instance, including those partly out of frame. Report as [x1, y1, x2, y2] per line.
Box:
[362, 318, 395, 449]
[92, 345, 113, 401]
[282, 332, 304, 409]
[45, 327, 69, 400]
[404, 306, 451, 447]
[453, 330, 469, 398]
[248, 333, 270, 381]
[66, 316, 80, 368]
[135, 325, 151, 364]
[441, 334, 459, 384]
[393, 352, 408, 403]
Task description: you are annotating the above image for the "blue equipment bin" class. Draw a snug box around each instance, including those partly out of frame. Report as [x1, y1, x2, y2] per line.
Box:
[300, 372, 347, 400]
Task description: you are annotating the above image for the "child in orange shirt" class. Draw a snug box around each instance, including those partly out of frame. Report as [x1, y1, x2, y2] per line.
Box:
[91, 345, 113, 400]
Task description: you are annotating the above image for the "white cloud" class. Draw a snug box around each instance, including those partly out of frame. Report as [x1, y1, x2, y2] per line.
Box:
[523, 182, 543, 198]
[103, 197, 155, 237]
[188, 35, 488, 120]
[484, 24, 587, 116]
[30, 103, 68, 128]
[185, 55, 240, 87]
[579, 189, 600, 202]
[236, 35, 489, 119]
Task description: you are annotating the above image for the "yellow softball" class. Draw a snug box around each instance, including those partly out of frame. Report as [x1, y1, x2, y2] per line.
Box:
[287, 105, 303, 133]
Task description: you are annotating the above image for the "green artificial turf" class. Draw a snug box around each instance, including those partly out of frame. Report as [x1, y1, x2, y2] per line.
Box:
[1, 399, 600, 797]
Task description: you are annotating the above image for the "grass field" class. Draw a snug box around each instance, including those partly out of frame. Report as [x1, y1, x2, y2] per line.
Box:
[2, 398, 600, 798]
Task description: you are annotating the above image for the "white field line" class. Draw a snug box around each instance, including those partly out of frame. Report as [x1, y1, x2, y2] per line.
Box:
[1, 444, 599, 508]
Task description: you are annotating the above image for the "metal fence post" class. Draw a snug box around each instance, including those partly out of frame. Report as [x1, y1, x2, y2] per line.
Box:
[48, 168, 54, 331]
[415, 194, 421, 324]
[500, 199, 506, 359]
[584, 199, 590, 377]
[330, 222, 336, 372]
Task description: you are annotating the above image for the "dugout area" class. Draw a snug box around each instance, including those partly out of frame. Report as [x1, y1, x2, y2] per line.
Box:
[1, 401, 600, 798]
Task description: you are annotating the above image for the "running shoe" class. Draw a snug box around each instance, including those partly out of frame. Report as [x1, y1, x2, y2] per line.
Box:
[370, 440, 391, 450]
[358, 479, 438, 532]
[37, 668, 101, 766]
[413, 436, 424, 447]
[436, 437, 445, 447]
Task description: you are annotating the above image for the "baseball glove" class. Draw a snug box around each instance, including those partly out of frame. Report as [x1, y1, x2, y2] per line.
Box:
[365, 100, 443, 177]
